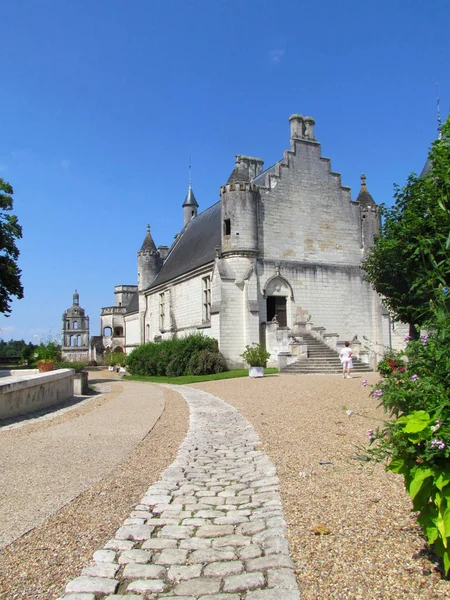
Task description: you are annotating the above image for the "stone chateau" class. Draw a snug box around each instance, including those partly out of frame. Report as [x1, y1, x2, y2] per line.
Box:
[94, 113, 392, 368]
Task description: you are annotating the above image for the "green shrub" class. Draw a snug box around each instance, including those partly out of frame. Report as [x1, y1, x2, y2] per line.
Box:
[56, 361, 87, 372]
[127, 335, 224, 377]
[188, 350, 228, 375]
[32, 341, 61, 365]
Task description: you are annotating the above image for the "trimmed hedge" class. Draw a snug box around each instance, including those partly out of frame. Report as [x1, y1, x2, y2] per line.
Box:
[127, 335, 227, 377]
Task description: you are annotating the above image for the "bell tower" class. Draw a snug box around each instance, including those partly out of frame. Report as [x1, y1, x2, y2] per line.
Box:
[61, 290, 90, 362]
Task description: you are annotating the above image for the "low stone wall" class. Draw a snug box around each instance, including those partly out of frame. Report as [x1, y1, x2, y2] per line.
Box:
[0, 369, 74, 420]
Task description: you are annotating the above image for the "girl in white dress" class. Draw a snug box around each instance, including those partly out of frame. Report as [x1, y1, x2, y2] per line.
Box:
[339, 341, 353, 378]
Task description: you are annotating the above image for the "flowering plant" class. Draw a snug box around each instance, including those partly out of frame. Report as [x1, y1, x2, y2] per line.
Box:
[367, 305, 450, 574]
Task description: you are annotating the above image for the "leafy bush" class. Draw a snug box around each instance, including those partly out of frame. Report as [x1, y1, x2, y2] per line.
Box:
[367, 303, 450, 574]
[56, 361, 87, 372]
[33, 341, 61, 364]
[240, 343, 271, 367]
[106, 352, 128, 367]
[188, 350, 228, 375]
[127, 335, 225, 377]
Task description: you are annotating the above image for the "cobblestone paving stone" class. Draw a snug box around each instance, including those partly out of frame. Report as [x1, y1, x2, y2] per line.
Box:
[58, 386, 301, 600]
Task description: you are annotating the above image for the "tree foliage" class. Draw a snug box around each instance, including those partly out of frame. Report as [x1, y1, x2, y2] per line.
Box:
[0, 178, 23, 315]
[362, 117, 450, 335]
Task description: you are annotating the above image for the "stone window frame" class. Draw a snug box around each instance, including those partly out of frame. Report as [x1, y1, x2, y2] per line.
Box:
[159, 292, 165, 330]
[202, 275, 211, 323]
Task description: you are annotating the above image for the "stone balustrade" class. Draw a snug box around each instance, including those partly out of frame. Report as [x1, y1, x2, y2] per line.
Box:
[0, 369, 74, 420]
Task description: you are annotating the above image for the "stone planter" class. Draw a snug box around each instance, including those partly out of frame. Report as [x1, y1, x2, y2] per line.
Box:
[73, 371, 89, 395]
[249, 366, 264, 378]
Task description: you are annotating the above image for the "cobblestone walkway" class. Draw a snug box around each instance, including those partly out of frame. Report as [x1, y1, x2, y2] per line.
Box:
[58, 386, 300, 600]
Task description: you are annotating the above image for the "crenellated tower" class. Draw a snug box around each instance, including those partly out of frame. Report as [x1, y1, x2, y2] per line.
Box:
[137, 225, 162, 291]
[220, 155, 263, 256]
[356, 174, 381, 255]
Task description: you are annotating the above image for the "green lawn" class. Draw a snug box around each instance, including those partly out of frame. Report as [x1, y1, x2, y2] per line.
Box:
[124, 368, 278, 385]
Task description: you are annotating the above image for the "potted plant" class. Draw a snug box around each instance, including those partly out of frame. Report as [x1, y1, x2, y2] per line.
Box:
[35, 341, 61, 372]
[241, 343, 271, 378]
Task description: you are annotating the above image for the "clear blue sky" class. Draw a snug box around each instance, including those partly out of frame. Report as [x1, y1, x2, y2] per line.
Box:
[1, 0, 449, 344]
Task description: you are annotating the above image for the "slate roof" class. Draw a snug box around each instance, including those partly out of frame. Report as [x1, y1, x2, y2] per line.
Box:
[356, 174, 376, 207]
[420, 158, 432, 177]
[182, 185, 199, 207]
[148, 201, 221, 290]
[126, 293, 139, 314]
[252, 163, 277, 186]
[140, 226, 157, 253]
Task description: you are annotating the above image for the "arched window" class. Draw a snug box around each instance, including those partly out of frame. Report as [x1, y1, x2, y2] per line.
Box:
[103, 326, 112, 336]
[73, 321, 78, 329]
[114, 326, 123, 336]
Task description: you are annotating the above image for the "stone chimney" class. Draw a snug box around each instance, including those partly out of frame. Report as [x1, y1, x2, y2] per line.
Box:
[303, 116, 315, 140]
[289, 114, 304, 140]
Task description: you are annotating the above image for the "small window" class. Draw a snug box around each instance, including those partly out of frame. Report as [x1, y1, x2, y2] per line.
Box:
[73, 321, 78, 329]
[224, 219, 231, 236]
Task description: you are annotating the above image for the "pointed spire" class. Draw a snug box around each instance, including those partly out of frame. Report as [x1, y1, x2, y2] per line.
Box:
[356, 173, 376, 207]
[182, 185, 199, 207]
[139, 224, 157, 253]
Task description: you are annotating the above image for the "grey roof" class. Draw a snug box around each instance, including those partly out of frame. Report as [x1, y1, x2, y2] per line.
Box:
[356, 174, 376, 207]
[148, 201, 221, 290]
[125, 292, 139, 314]
[252, 163, 277, 186]
[182, 185, 199, 207]
[420, 158, 432, 177]
[140, 226, 157, 253]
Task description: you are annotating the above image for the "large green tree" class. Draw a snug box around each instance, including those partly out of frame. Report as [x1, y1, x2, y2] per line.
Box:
[362, 116, 450, 337]
[0, 178, 23, 315]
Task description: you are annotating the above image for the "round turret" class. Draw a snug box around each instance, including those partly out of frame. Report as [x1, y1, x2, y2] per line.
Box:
[138, 225, 161, 291]
[220, 155, 259, 256]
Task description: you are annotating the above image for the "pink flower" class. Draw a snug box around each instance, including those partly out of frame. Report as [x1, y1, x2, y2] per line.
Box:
[361, 379, 368, 387]
[367, 429, 375, 441]
[431, 439, 446, 450]
[410, 374, 419, 382]
[421, 335, 428, 346]
[373, 389, 383, 398]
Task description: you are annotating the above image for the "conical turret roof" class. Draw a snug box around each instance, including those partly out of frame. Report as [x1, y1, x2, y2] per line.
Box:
[182, 185, 199, 208]
[356, 174, 376, 207]
[140, 225, 157, 253]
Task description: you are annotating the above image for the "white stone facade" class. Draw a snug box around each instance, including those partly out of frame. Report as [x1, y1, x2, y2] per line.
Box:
[103, 114, 390, 368]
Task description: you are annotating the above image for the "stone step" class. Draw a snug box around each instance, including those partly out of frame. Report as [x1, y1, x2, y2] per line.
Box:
[282, 331, 372, 374]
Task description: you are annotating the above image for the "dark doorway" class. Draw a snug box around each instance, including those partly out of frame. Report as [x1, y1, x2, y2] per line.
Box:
[266, 296, 287, 327]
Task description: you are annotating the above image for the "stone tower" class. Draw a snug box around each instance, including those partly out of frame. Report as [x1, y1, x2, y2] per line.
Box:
[357, 174, 381, 256]
[61, 290, 90, 362]
[182, 184, 199, 227]
[215, 155, 264, 361]
[138, 225, 161, 291]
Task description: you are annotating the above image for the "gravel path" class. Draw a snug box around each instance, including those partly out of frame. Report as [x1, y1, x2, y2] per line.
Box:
[0, 380, 189, 599]
[0, 380, 165, 549]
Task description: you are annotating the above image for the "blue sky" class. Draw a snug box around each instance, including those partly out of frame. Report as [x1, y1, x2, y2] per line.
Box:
[1, 0, 449, 344]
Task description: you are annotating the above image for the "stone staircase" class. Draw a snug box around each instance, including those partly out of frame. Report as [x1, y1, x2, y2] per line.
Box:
[282, 332, 372, 375]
